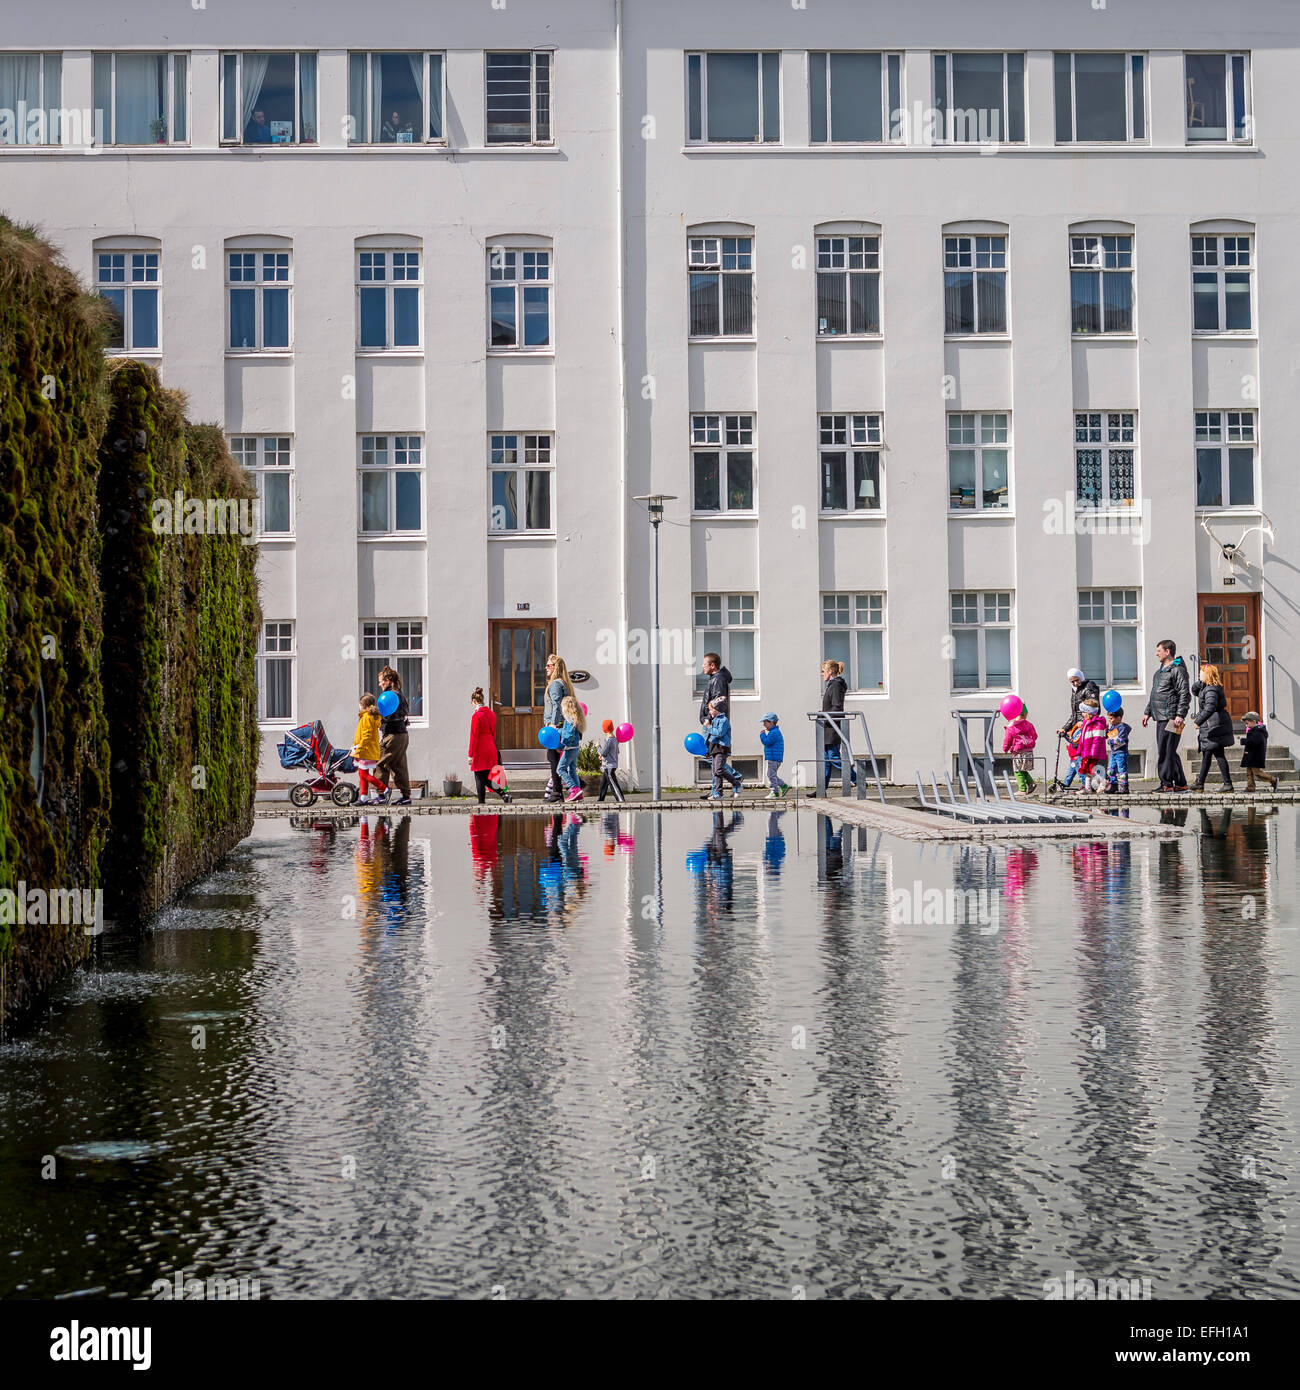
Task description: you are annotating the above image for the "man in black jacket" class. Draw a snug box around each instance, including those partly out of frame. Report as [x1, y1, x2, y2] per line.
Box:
[1057, 667, 1101, 736]
[1141, 639, 1191, 790]
[698, 653, 731, 725]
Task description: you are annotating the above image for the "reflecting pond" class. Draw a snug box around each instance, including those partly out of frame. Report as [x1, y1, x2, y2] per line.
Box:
[2, 806, 1298, 1299]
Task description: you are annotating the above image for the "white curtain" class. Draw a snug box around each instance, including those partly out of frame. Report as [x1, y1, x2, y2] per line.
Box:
[297, 53, 317, 140]
[239, 52, 269, 138]
[115, 54, 164, 144]
[0, 55, 39, 145]
[407, 53, 424, 137]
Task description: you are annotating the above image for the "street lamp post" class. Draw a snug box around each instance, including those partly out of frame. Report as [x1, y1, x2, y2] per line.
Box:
[633, 494, 676, 800]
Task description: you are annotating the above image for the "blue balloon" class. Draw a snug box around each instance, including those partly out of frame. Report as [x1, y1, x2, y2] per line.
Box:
[684, 731, 708, 757]
[538, 725, 562, 750]
[1101, 689, 1122, 713]
[685, 850, 708, 873]
[377, 690, 399, 717]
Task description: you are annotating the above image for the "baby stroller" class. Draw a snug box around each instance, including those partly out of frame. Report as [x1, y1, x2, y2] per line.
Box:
[277, 720, 358, 807]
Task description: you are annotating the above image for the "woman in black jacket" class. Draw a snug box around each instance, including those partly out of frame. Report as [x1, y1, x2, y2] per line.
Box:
[819, 659, 857, 792]
[1190, 664, 1234, 791]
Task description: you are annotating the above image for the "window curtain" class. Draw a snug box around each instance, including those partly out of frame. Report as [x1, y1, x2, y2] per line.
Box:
[369, 56, 384, 140]
[348, 53, 367, 140]
[407, 53, 424, 137]
[240, 53, 270, 137]
[0, 55, 39, 145]
[297, 53, 317, 139]
[114, 54, 165, 144]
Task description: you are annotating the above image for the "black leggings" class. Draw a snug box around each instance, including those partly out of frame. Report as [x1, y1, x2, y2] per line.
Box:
[1196, 748, 1232, 786]
[597, 770, 624, 802]
[545, 745, 561, 797]
[475, 769, 508, 804]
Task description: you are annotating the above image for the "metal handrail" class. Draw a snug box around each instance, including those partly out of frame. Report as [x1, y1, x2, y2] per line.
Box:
[1269, 653, 1276, 720]
[808, 710, 886, 803]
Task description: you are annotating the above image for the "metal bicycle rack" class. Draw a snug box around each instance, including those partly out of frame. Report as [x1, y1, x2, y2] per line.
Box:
[807, 710, 886, 803]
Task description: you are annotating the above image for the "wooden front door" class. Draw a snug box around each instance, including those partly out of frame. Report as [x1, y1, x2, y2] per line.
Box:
[1198, 593, 1260, 721]
[488, 619, 555, 751]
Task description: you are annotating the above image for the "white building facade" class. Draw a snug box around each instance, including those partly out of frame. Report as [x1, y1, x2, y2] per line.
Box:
[4, 0, 1297, 788]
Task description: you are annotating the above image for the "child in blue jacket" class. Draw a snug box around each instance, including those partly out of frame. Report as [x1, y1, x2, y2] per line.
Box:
[706, 699, 744, 799]
[559, 695, 585, 802]
[759, 712, 789, 798]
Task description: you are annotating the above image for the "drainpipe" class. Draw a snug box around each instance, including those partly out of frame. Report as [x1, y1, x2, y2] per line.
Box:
[614, 0, 633, 784]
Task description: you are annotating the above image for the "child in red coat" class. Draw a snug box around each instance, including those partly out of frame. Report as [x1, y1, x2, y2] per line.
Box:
[1075, 700, 1109, 792]
[1002, 705, 1038, 794]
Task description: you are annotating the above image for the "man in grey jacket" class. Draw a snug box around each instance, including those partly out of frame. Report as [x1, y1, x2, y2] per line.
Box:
[1141, 638, 1191, 790]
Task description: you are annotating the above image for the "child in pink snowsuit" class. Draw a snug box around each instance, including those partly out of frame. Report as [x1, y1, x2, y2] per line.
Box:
[1002, 706, 1038, 794]
[1075, 701, 1109, 791]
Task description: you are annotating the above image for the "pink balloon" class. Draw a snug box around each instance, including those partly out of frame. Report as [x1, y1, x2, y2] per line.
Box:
[616, 722, 634, 742]
[580, 702, 589, 716]
[1000, 695, 1023, 720]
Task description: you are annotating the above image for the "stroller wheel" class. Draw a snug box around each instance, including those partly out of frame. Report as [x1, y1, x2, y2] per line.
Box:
[331, 782, 358, 807]
[289, 783, 315, 807]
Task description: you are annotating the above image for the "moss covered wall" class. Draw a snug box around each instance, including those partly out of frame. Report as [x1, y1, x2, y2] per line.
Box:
[0, 218, 262, 1026]
[98, 367, 261, 919]
[0, 218, 111, 1018]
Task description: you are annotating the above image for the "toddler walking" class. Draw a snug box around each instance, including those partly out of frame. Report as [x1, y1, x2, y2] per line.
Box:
[1076, 699, 1109, 792]
[351, 693, 385, 804]
[559, 695, 586, 802]
[597, 719, 625, 802]
[1241, 712, 1278, 792]
[1104, 707, 1131, 793]
[1001, 703, 1037, 795]
[759, 712, 789, 798]
[706, 698, 744, 799]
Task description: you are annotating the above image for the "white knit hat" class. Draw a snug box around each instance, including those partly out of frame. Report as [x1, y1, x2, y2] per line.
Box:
[1066, 667, 1085, 681]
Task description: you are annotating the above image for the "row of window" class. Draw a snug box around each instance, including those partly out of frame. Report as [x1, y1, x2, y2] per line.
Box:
[234, 407, 1261, 540]
[96, 229, 1255, 356]
[1, 49, 1252, 148]
[693, 231, 1254, 340]
[255, 588, 1153, 722]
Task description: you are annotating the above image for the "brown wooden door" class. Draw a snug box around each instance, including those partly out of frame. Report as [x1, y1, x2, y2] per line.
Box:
[1198, 593, 1260, 720]
[488, 619, 555, 751]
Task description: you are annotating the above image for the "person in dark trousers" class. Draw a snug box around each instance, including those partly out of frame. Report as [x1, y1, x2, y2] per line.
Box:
[1141, 639, 1191, 791]
[704, 699, 744, 799]
[375, 665, 412, 804]
[1057, 668, 1101, 736]
[698, 652, 731, 724]
[1240, 711, 1278, 792]
[542, 653, 575, 803]
[597, 719, 625, 802]
[816, 659, 856, 794]
[468, 687, 511, 804]
[1190, 663, 1235, 791]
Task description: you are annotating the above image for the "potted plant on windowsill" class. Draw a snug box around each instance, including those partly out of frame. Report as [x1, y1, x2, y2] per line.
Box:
[149, 118, 167, 143]
[577, 740, 603, 794]
[442, 770, 463, 797]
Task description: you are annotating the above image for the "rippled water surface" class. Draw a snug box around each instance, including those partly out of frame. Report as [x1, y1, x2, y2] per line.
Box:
[3, 806, 1299, 1300]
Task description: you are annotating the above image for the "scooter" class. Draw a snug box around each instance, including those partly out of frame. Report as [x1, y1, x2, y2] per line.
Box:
[1048, 732, 1067, 794]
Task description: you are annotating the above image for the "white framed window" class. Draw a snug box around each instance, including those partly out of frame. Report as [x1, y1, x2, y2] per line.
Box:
[485, 51, 552, 144]
[362, 620, 426, 717]
[1078, 590, 1140, 686]
[1185, 53, 1251, 143]
[809, 52, 902, 144]
[226, 248, 291, 351]
[948, 413, 1010, 511]
[822, 593, 886, 692]
[691, 414, 755, 513]
[944, 235, 1007, 333]
[933, 53, 1025, 143]
[488, 247, 551, 349]
[0, 54, 62, 145]
[221, 52, 317, 144]
[950, 591, 1013, 692]
[819, 413, 882, 512]
[347, 52, 444, 143]
[1054, 52, 1146, 142]
[688, 235, 753, 337]
[816, 236, 880, 336]
[357, 248, 421, 350]
[1195, 411, 1257, 509]
[687, 52, 780, 144]
[489, 433, 553, 533]
[359, 435, 423, 534]
[693, 595, 756, 692]
[96, 249, 160, 352]
[231, 435, 292, 536]
[92, 54, 188, 145]
[1070, 234, 1133, 334]
[1075, 411, 1136, 509]
[1192, 235, 1253, 333]
[258, 620, 295, 722]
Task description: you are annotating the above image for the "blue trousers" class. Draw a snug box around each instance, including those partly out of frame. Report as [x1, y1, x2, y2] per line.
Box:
[1107, 750, 1129, 789]
[557, 747, 579, 790]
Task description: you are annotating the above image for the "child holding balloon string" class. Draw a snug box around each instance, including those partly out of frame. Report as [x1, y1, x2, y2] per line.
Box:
[558, 695, 587, 801]
[1000, 697, 1038, 795]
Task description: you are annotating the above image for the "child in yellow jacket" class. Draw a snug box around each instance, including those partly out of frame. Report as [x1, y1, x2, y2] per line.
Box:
[352, 694, 384, 803]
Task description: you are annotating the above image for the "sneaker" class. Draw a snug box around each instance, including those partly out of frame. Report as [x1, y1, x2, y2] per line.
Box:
[391, 796, 412, 806]
[766, 790, 780, 799]
[779, 783, 791, 796]
[699, 791, 714, 801]
[567, 787, 584, 802]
